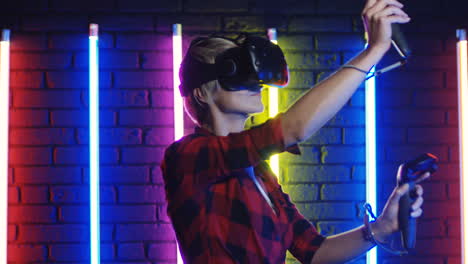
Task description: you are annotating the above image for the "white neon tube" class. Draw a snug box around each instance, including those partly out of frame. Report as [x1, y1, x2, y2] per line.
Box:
[267, 28, 280, 179]
[0, 29, 10, 264]
[172, 23, 184, 264]
[457, 28, 468, 264]
[89, 23, 101, 264]
[365, 62, 377, 263]
[173, 24, 184, 141]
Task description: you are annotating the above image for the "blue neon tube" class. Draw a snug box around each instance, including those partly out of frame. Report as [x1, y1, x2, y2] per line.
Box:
[89, 23, 101, 264]
[365, 64, 377, 264]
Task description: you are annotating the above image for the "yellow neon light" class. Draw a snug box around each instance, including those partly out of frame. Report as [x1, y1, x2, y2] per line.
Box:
[457, 28, 468, 264]
[267, 28, 280, 178]
[0, 29, 10, 264]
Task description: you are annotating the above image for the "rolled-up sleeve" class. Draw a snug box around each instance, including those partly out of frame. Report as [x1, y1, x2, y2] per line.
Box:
[215, 113, 299, 171]
[164, 114, 300, 187]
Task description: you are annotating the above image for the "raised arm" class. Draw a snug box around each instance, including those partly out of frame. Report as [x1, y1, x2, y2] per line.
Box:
[281, 0, 410, 147]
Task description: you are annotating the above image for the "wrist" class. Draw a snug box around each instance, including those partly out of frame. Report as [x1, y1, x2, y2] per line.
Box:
[362, 220, 389, 246]
[370, 219, 393, 243]
[365, 43, 390, 58]
[351, 44, 387, 74]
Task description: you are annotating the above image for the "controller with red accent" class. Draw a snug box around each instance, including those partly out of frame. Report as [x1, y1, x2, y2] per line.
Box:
[397, 153, 438, 250]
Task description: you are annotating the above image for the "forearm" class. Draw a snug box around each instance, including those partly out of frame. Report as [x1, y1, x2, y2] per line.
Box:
[282, 46, 387, 147]
[310, 223, 377, 264]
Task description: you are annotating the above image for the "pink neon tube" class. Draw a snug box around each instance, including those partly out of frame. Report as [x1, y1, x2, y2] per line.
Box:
[457, 28, 468, 264]
[172, 23, 184, 264]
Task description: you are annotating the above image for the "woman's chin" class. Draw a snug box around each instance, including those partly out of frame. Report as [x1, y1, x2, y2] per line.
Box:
[249, 107, 264, 115]
[226, 103, 264, 116]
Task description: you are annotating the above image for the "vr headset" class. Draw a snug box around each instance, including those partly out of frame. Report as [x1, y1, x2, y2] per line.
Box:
[179, 34, 289, 97]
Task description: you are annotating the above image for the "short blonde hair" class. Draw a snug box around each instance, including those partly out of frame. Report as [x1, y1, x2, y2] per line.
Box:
[181, 37, 237, 126]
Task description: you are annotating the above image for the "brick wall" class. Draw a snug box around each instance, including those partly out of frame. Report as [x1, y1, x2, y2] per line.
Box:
[1, 0, 467, 263]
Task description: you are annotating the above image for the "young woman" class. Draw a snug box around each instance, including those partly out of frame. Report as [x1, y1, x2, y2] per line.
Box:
[161, 0, 429, 263]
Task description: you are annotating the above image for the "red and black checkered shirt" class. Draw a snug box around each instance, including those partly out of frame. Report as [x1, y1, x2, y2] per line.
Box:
[161, 114, 325, 264]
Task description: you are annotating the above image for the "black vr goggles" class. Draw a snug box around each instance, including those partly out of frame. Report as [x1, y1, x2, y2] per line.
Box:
[179, 34, 289, 97]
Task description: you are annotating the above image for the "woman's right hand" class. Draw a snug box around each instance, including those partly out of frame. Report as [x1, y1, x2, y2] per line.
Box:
[361, 0, 411, 54]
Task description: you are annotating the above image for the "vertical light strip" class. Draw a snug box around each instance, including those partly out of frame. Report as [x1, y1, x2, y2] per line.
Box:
[267, 28, 280, 179]
[457, 28, 468, 264]
[365, 61, 377, 263]
[172, 23, 184, 264]
[89, 23, 101, 264]
[173, 24, 184, 141]
[0, 29, 10, 264]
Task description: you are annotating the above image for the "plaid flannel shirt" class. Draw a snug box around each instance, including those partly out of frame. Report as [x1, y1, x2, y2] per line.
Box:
[161, 114, 325, 264]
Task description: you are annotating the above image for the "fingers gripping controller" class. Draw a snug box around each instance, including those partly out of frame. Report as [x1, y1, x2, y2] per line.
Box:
[361, 0, 412, 79]
[397, 153, 438, 250]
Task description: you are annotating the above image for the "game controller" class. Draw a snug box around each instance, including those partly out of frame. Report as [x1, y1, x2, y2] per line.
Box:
[397, 153, 438, 250]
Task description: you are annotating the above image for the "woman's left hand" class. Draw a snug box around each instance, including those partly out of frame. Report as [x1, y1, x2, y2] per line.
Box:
[370, 166, 431, 242]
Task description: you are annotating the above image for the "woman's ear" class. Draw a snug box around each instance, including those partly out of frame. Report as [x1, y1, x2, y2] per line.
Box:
[193, 87, 209, 106]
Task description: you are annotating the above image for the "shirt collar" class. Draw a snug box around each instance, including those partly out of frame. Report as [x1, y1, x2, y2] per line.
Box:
[194, 126, 214, 136]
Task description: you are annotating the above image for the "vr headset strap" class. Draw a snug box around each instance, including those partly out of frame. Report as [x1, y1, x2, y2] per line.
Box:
[180, 56, 219, 97]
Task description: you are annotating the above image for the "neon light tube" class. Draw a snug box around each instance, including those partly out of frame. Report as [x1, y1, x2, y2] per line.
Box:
[365, 61, 377, 263]
[89, 23, 101, 264]
[267, 28, 280, 179]
[0, 29, 10, 264]
[173, 24, 184, 141]
[172, 23, 184, 264]
[457, 28, 468, 264]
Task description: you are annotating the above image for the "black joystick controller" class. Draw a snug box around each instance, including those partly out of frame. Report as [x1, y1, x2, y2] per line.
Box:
[397, 153, 438, 251]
